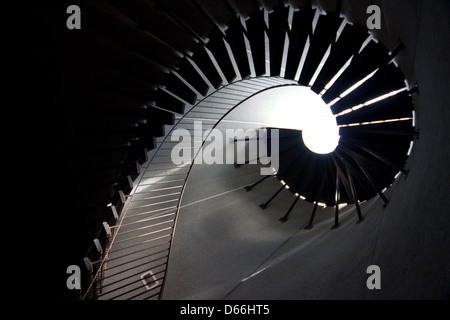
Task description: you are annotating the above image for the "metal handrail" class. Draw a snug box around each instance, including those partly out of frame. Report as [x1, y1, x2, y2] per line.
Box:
[82, 77, 298, 300]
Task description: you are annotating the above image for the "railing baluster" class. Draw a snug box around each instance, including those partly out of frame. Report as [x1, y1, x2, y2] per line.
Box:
[279, 194, 301, 223]
[260, 185, 286, 209]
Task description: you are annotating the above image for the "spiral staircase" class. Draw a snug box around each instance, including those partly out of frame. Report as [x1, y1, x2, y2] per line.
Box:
[43, 0, 445, 300]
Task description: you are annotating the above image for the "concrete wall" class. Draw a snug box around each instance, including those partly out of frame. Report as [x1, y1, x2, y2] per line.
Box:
[362, 0, 450, 299]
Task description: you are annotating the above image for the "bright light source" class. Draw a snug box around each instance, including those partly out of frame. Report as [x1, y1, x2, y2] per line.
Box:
[324, 56, 354, 91]
[327, 97, 341, 107]
[312, 10, 321, 34]
[297, 88, 340, 154]
[226, 86, 340, 155]
[364, 88, 407, 106]
[359, 35, 375, 54]
[339, 69, 379, 98]
[302, 126, 340, 154]
[407, 141, 414, 156]
[337, 109, 353, 116]
[309, 44, 331, 86]
[352, 104, 364, 112]
[337, 88, 407, 117]
[338, 203, 348, 209]
[339, 117, 413, 128]
[295, 36, 310, 81]
[335, 19, 347, 42]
